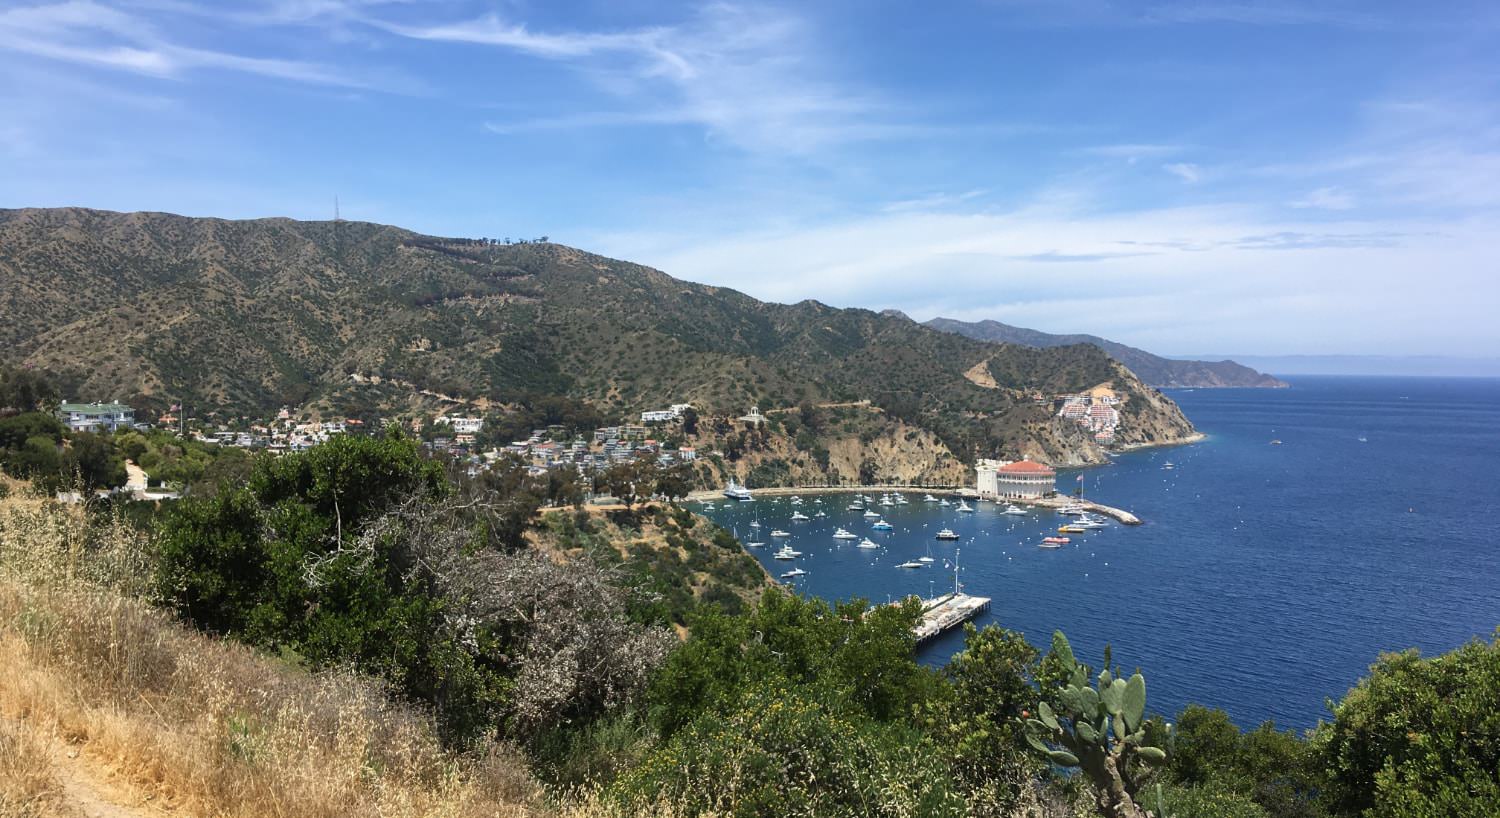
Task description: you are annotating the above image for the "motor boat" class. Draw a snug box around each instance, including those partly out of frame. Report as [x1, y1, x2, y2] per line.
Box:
[1058, 504, 1087, 516]
[773, 545, 802, 559]
[871, 519, 894, 531]
[770, 529, 791, 537]
[1042, 536, 1070, 547]
[723, 480, 753, 501]
[956, 500, 975, 513]
[922, 494, 939, 503]
[863, 509, 881, 518]
[1058, 524, 1087, 534]
[790, 511, 810, 521]
[1001, 504, 1027, 515]
[856, 538, 880, 549]
[896, 560, 925, 569]
[780, 567, 807, 579]
[939, 499, 951, 507]
[935, 528, 960, 540]
[832, 528, 858, 540]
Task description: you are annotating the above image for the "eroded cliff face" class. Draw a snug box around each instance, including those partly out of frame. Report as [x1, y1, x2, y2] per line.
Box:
[678, 361, 1199, 487]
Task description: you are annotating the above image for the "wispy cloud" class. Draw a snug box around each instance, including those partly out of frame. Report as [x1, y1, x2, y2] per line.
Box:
[1163, 162, 1202, 183]
[1080, 143, 1184, 164]
[1289, 186, 1356, 210]
[0, 0, 368, 86]
[382, 4, 895, 156]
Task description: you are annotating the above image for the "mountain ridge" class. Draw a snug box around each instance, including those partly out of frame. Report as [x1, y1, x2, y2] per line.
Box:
[923, 316, 1288, 389]
[0, 207, 1199, 472]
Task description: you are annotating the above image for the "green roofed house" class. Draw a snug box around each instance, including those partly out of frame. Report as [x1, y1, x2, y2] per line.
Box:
[58, 401, 135, 433]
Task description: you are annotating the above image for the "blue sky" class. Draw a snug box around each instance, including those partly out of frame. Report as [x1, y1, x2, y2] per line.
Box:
[2, 0, 1497, 356]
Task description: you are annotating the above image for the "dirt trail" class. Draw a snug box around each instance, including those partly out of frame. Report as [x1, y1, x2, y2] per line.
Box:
[46, 732, 164, 818]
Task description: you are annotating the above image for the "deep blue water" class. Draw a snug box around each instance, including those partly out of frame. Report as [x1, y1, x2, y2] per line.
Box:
[697, 377, 1500, 730]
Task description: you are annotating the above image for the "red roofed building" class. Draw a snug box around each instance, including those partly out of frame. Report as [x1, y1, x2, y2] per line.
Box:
[976, 457, 1057, 500]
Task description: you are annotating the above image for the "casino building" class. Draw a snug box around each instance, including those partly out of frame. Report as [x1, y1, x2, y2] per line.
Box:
[975, 458, 1057, 500]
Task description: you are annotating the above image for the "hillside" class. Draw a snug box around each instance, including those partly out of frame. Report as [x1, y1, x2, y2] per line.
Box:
[923, 316, 1288, 388]
[0, 207, 1197, 466]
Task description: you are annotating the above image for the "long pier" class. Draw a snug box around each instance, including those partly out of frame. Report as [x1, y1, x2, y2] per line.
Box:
[905, 591, 992, 644]
[1026, 496, 1141, 525]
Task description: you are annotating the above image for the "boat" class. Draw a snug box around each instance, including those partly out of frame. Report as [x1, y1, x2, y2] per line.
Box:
[871, 519, 894, 531]
[814, 510, 828, 518]
[922, 494, 939, 503]
[780, 567, 807, 579]
[847, 501, 866, 511]
[1001, 504, 1026, 515]
[723, 480, 753, 501]
[857, 538, 880, 549]
[1357, 435, 1368, 443]
[893, 493, 909, 504]
[790, 496, 803, 505]
[749, 519, 761, 528]
[1058, 503, 1087, 516]
[1076, 516, 1108, 529]
[1042, 536, 1070, 546]
[956, 500, 975, 513]
[1270, 439, 1283, 445]
[1162, 462, 1176, 470]
[773, 545, 802, 559]
[896, 560, 925, 569]
[1058, 524, 1087, 534]
[832, 528, 858, 540]
[862, 509, 881, 518]
[939, 499, 951, 507]
[880, 495, 895, 507]
[746, 540, 766, 547]
[790, 511, 810, 521]
[770, 529, 791, 537]
[935, 528, 960, 540]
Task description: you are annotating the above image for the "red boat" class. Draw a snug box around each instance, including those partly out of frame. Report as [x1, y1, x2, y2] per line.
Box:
[1040, 536, 1070, 548]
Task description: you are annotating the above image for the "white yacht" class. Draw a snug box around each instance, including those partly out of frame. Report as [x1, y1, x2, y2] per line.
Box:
[922, 494, 939, 503]
[745, 539, 766, 548]
[880, 495, 895, 507]
[862, 508, 882, 519]
[723, 480, 753, 501]
[893, 493, 909, 504]
[814, 510, 828, 518]
[847, 500, 866, 511]
[780, 567, 808, 579]
[770, 529, 791, 538]
[773, 545, 802, 560]
[1058, 503, 1088, 516]
[935, 528, 960, 540]
[749, 519, 761, 528]
[790, 511, 810, 521]
[1001, 504, 1027, 515]
[790, 496, 803, 505]
[832, 528, 858, 540]
[939, 499, 951, 507]
[956, 500, 975, 513]
[856, 538, 880, 549]
[896, 560, 925, 569]
[1077, 515, 1108, 529]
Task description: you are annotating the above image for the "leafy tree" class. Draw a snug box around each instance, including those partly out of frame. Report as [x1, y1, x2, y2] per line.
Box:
[1316, 631, 1500, 817]
[0, 366, 60, 415]
[63, 432, 127, 491]
[680, 406, 698, 436]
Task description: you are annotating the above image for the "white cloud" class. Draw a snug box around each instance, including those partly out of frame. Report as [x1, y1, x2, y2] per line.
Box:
[381, 4, 894, 156]
[588, 201, 1496, 355]
[1162, 162, 1202, 183]
[1080, 143, 1183, 164]
[0, 0, 367, 86]
[1289, 186, 1356, 210]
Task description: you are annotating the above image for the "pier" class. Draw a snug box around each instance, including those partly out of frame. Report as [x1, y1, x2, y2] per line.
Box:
[1028, 496, 1141, 525]
[906, 591, 992, 644]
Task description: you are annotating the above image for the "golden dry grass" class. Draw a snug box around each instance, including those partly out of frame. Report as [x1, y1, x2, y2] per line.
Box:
[0, 483, 557, 818]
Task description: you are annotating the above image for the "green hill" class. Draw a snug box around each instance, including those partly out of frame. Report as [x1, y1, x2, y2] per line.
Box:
[0, 207, 1197, 466]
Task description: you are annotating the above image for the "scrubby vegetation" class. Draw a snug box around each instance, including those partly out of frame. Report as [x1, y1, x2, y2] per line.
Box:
[2, 423, 1498, 817]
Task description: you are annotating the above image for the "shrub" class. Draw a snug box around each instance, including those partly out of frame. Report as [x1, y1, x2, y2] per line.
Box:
[1317, 630, 1500, 817]
[613, 682, 965, 818]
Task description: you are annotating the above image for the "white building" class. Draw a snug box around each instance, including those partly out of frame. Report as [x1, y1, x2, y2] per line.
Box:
[58, 402, 135, 433]
[435, 416, 484, 434]
[976, 458, 1057, 500]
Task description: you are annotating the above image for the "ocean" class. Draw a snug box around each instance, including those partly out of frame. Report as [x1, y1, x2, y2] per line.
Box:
[696, 376, 1500, 731]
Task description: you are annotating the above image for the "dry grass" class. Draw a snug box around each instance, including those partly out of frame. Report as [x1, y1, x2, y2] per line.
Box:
[0, 713, 69, 818]
[0, 482, 557, 818]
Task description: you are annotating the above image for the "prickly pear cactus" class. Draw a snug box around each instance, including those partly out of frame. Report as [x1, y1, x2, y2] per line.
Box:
[1023, 631, 1167, 818]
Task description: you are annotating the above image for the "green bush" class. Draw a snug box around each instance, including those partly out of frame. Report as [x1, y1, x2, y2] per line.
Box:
[1145, 782, 1270, 818]
[1317, 630, 1500, 817]
[612, 682, 965, 818]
